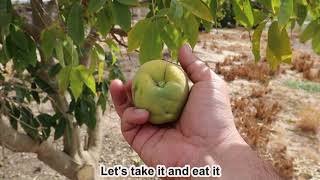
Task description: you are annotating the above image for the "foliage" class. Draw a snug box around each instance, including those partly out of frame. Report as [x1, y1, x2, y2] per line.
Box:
[0, 0, 319, 143]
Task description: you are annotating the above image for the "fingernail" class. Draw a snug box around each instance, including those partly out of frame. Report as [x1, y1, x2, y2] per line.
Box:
[134, 109, 147, 114]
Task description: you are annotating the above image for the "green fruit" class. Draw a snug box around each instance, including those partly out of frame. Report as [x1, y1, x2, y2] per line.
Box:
[132, 60, 189, 125]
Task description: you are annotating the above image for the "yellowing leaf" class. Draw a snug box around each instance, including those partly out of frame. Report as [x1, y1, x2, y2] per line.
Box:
[70, 67, 84, 99]
[98, 61, 105, 83]
[267, 21, 292, 69]
[252, 21, 266, 62]
[58, 66, 72, 94]
[77, 65, 97, 95]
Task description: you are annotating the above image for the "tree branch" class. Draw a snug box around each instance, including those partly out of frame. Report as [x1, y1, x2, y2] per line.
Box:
[0, 117, 39, 153]
[50, 94, 82, 159]
[110, 28, 127, 37]
[87, 105, 104, 160]
[0, 117, 82, 179]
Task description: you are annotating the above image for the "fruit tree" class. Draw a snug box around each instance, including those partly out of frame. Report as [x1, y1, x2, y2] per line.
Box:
[0, 0, 319, 179]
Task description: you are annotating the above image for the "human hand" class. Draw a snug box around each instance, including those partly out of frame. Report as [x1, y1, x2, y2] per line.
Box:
[110, 44, 280, 179]
[110, 44, 240, 167]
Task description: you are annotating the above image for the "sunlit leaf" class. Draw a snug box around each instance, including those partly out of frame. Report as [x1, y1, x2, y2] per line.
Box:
[177, 0, 213, 22]
[128, 19, 150, 52]
[278, 0, 293, 30]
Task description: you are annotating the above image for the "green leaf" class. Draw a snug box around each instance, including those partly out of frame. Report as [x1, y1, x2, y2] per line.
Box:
[295, 4, 308, 26]
[7, 102, 19, 130]
[40, 24, 64, 59]
[0, 48, 9, 64]
[34, 77, 55, 94]
[242, 0, 254, 27]
[77, 65, 97, 95]
[36, 113, 55, 140]
[97, 94, 107, 112]
[55, 40, 65, 67]
[96, 7, 113, 36]
[158, 19, 183, 53]
[312, 31, 320, 54]
[278, 0, 293, 30]
[0, 0, 12, 27]
[84, 97, 96, 129]
[54, 118, 66, 140]
[67, 3, 85, 45]
[257, 0, 272, 10]
[88, 0, 107, 13]
[5, 26, 37, 71]
[300, 20, 320, 43]
[20, 107, 39, 140]
[267, 21, 292, 69]
[252, 21, 267, 62]
[64, 36, 79, 66]
[89, 44, 105, 73]
[98, 61, 105, 83]
[31, 82, 40, 104]
[272, 0, 280, 14]
[70, 67, 84, 99]
[210, 0, 217, 20]
[48, 63, 62, 78]
[75, 96, 96, 129]
[177, 0, 213, 22]
[181, 13, 199, 48]
[75, 99, 86, 126]
[139, 20, 163, 64]
[253, 9, 267, 26]
[169, 0, 184, 21]
[58, 65, 72, 94]
[116, 0, 139, 6]
[106, 39, 120, 64]
[41, 29, 55, 59]
[232, 0, 254, 28]
[127, 19, 150, 52]
[112, 1, 131, 32]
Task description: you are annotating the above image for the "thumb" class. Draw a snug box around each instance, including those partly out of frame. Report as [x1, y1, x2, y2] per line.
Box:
[178, 44, 215, 83]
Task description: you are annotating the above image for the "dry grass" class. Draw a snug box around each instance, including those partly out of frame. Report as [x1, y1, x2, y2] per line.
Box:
[292, 51, 320, 82]
[231, 86, 295, 179]
[216, 55, 283, 82]
[296, 106, 320, 133]
[269, 142, 294, 179]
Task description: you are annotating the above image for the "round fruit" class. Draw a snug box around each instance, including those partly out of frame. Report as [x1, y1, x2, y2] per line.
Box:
[132, 60, 189, 125]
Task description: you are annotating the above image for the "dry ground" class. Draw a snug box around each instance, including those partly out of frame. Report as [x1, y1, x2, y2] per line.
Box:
[0, 28, 319, 180]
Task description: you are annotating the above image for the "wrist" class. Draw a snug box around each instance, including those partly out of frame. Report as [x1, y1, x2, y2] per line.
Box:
[191, 129, 281, 180]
